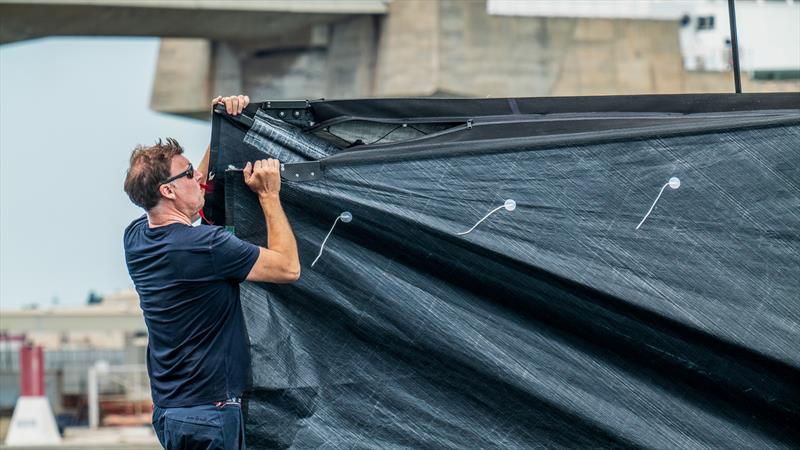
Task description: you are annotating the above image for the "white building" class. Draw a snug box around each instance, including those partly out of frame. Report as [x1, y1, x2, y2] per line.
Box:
[489, 0, 800, 77]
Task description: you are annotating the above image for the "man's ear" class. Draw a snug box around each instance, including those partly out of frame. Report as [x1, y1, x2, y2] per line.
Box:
[159, 183, 176, 200]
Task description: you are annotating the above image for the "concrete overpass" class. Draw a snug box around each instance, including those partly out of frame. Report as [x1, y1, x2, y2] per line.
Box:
[1, 0, 797, 118]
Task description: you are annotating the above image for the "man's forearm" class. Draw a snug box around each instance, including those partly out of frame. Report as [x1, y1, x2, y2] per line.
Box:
[259, 194, 300, 273]
[198, 144, 211, 185]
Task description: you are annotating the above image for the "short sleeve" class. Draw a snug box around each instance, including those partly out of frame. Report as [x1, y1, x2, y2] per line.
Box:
[209, 227, 261, 281]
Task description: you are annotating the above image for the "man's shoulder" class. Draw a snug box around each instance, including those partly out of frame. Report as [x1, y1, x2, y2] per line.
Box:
[124, 214, 148, 232]
[124, 217, 224, 251]
[167, 223, 234, 251]
[123, 215, 148, 245]
[188, 223, 225, 238]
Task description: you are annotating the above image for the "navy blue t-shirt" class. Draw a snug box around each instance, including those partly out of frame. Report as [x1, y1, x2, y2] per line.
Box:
[123, 215, 260, 407]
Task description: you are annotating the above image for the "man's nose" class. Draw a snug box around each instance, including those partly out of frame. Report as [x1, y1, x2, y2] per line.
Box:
[195, 170, 203, 181]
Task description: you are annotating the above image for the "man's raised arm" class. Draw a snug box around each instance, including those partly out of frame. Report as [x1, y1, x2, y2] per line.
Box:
[198, 95, 249, 185]
[243, 159, 301, 283]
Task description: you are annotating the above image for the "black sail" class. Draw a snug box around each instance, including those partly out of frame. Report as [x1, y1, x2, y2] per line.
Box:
[205, 93, 800, 449]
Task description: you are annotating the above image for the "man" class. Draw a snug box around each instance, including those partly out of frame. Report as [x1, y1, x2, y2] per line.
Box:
[123, 95, 300, 450]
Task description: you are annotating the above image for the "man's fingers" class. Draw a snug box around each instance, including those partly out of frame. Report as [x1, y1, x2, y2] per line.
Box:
[229, 97, 238, 115]
[243, 161, 253, 180]
[249, 159, 279, 176]
[215, 95, 249, 114]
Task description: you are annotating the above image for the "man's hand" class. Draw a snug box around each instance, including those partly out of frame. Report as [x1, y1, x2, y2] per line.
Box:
[212, 94, 250, 115]
[244, 159, 281, 199]
[198, 94, 250, 185]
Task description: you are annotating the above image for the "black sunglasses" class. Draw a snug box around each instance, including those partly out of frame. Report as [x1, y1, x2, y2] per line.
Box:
[160, 163, 194, 185]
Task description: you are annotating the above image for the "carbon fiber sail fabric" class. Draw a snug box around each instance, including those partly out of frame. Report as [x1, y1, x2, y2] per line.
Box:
[205, 94, 800, 449]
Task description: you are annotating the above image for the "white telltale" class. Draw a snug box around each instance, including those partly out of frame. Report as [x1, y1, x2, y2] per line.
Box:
[457, 199, 517, 236]
[312, 211, 353, 268]
[636, 177, 682, 230]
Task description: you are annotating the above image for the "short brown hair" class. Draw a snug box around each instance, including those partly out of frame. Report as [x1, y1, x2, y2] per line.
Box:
[123, 138, 184, 210]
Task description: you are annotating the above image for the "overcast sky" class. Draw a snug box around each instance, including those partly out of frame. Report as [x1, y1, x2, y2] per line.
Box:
[0, 37, 211, 309]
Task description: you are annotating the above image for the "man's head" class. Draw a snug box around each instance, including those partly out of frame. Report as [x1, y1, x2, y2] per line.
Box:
[124, 138, 204, 216]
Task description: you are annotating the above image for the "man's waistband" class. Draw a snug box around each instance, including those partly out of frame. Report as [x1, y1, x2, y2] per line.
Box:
[213, 395, 241, 408]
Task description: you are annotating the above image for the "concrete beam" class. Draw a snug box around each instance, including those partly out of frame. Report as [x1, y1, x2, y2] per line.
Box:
[2, 0, 387, 13]
[0, 0, 387, 44]
[150, 39, 213, 117]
